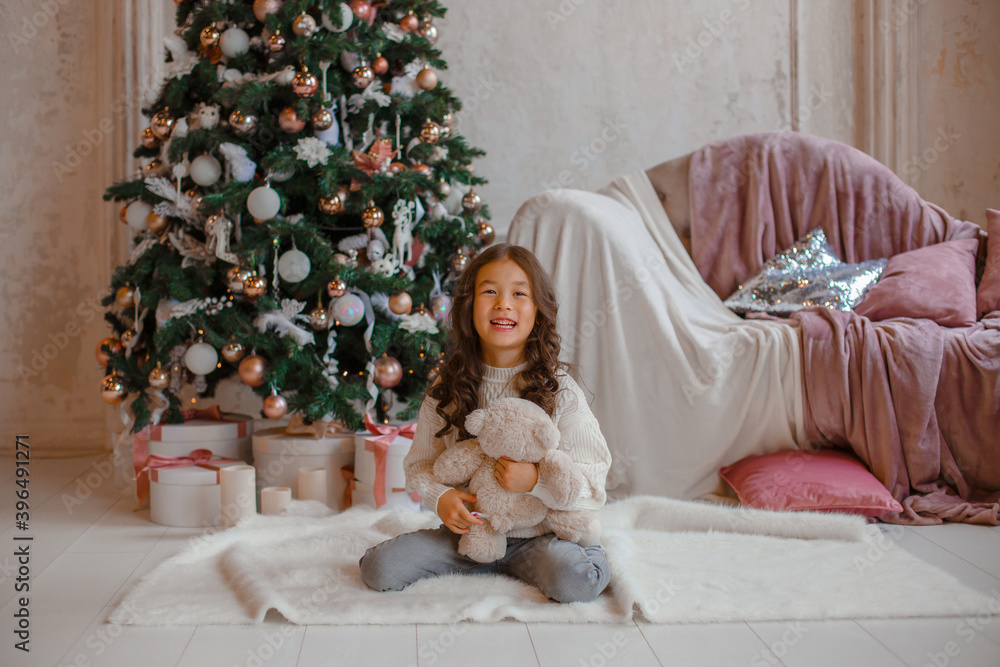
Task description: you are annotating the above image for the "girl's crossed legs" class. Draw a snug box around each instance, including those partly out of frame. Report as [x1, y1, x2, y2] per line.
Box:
[360, 526, 610, 603]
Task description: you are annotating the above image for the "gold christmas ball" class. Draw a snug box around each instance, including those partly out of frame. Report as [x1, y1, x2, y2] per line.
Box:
[311, 107, 334, 130]
[278, 106, 306, 133]
[116, 286, 137, 309]
[349, 0, 372, 21]
[388, 161, 406, 175]
[150, 111, 175, 141]
[119, 206, 128, 224]
[292, 70, 319, 97]
[262, 393, 288, 419]
[361, 202, 384, 229]
[308, 304, 329, 330]
[148, 364, 170, 390]
[410, 163, 432, 177]
[352, 65, 374, 89]
[143, 158, 163, 175]
[101, 374, 127, 404]
[291, 12, 317, 36]
[95, 337, 123, 365]
[229, 109, 257, 134]
[146, 212, 169, 234]
[372, 55, 389, 75]
[140, 127, 160, 149]
[238, 355, 267, 387]
[388, 292, 412, 315]
[267, 31, 286, 52]
[243, 275, 267, 299]
[317, 193, 345, 215]
[200, 24, 221, 48]
[418, 22, 439, 45]
[121, 329, 137, 346]
[415, 68, 438, 91]
[373, 355, 403, 388]
[462, 190, 483, 213]
[227, 265, 253, 292]
[437, 178, 451, 197]
[253, 0, 283, 22]
[400, 12, 419, 32]
[440, 125, 452, 138]
[419, 120, 441, 144]
[476, 220, 495, 245]
[449, 252, 469, 273]
[327, 277, 347, 298]
[221, 341, 246, 363]
[441, 111, 454, 127]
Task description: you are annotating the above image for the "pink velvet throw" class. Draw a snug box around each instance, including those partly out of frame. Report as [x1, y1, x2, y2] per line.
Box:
[688, 132, 998, 525]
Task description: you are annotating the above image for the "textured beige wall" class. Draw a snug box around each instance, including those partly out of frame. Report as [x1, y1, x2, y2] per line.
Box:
[1, 0, 996, 454]
[0, 0, 112, 454]
[913, 0, 1000, 222]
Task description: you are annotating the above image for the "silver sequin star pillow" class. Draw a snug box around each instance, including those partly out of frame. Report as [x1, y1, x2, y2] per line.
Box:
[723, 229, 887, 316]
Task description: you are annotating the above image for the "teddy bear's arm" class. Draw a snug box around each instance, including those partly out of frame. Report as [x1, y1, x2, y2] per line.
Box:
[432, 440, 486, 487]
[536, 449, 589, 507]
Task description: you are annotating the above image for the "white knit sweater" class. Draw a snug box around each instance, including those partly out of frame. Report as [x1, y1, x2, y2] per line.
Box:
[403, 362, 612, 539]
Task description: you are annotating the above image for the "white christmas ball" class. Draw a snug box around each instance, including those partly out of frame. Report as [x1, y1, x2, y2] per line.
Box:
[190, 154, 222, 186]
[184, 342, 219, 375]
[332, 293, 365, 326]
[219, 27, 250, 58]
[330, 3, 353, 32]
[339, 50, 360, 72]
[247, 186, 281, 220]
[277, 249, 311, 283]
[125, 200, 153, 231]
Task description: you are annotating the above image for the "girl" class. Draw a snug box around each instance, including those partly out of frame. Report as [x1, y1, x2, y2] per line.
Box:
[359, 244, 613, 603]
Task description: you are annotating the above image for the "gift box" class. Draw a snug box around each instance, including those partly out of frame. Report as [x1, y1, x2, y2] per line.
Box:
[133, 406, 254, 510]
[149, 458, 246, 527]
[354, 414, 418, 509]
[150, 437, 252, 465]
[252, 427, 355, 511]
[350, 480, 423, 512]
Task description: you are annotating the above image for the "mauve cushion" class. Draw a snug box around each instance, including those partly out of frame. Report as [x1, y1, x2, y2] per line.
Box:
[976, 209, 1000, 317]
[853, 238, 979, 327]
[719, 449, 903, 518]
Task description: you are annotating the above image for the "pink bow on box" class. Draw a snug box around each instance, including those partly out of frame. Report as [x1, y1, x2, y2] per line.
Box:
[363, 413, 418, 508]
[134, 448, 241, 509]
[132, 405, 233, 508]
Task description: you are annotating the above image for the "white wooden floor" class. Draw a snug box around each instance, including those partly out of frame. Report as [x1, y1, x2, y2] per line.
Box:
[2, 455, 999, 667]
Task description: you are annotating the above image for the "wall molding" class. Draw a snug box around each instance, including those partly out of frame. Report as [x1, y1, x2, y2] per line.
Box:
[855, 0, 921, 174]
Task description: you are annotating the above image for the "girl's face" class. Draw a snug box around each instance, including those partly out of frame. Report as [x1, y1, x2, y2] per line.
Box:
[472, 259, 538, 367]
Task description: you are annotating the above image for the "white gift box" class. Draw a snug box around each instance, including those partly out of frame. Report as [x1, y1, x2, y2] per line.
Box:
[149, 437, 252, 464]
[149, 413, 253, 442]
[353, 430, 414, 495]
[252, 428, 355, 511]
[351, 480, 423, 512]
[149, 460, 246, 527]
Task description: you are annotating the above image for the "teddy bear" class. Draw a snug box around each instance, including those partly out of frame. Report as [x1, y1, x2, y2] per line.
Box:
[432, 397, 602, 563]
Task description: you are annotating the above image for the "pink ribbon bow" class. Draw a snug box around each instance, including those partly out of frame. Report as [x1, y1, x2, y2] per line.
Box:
[363, 413, 418, 508]
[134, 448, 241, 509]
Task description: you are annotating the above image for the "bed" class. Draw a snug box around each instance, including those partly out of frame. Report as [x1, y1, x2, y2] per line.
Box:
[508, 131, 999, 525]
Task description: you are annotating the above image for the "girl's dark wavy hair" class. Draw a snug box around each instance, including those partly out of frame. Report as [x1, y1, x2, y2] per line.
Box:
[428, 243, 565, 440]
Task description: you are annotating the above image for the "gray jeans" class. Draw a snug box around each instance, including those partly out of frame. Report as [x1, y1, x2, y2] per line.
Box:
[359, 526, 611, 603]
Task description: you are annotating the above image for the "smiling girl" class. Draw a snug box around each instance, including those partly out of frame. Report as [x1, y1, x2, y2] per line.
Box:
[359, 244, 613, 603]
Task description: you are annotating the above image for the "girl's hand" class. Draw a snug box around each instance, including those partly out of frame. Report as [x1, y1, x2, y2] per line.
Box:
[437, 489, 483, 534]
[495, 456, 538, 493]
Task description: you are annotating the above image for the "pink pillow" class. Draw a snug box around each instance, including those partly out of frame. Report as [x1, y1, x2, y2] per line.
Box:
[853, 238, 979, 327]
[977, 209, 1000, 317]
[719, 449, 903, 518]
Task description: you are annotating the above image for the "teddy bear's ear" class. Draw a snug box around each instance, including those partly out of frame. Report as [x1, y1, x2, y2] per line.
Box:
[465, 408, 486, 436]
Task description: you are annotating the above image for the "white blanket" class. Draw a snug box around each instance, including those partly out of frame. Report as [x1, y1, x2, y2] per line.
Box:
[507, 173, 805, 499]
[109, 498, 993, 626]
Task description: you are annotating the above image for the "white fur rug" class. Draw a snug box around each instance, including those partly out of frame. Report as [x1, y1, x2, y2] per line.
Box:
[110, 496, 993, 625]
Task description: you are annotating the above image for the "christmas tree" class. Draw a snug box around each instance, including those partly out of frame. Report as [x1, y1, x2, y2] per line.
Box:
[99, 0, 494, 433]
